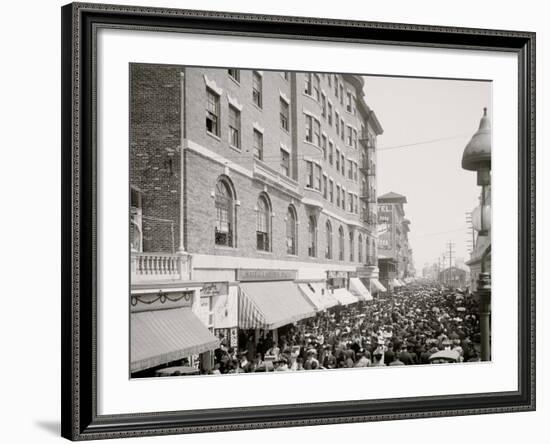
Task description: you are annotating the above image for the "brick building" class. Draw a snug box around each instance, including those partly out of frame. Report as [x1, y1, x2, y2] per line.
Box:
[129, 64, 384, 375]
[376, 192, 414, 291]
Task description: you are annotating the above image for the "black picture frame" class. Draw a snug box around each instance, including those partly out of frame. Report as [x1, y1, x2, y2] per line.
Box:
[61, 2, 536, 440]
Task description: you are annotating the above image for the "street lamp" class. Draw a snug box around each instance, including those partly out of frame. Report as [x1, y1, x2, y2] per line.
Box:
[461, 107, 491, 362]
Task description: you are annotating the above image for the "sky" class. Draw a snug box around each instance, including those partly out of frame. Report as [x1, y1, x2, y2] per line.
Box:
[362, 75, 492, 271]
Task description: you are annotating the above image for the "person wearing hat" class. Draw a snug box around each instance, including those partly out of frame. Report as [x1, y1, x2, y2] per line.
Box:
[323, 347, 337, 369]
[398, 344, 415, 365]
[384, 342, 395, 366]
[371, 346, 386, 367]
[304, 348, 320, 370]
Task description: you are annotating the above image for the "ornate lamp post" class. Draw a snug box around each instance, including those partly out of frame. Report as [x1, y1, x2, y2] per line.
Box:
[461, 107, 492, 361]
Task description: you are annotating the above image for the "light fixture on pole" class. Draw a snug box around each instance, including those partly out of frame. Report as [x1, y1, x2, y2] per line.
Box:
[461, 107, 492, 362]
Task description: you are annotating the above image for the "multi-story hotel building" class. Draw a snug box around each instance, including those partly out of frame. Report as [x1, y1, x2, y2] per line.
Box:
[129, 64, 384, 375]
[377, 192, 414, 291]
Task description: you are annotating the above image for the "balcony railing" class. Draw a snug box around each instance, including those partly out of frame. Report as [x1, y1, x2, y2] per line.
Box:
[359, 161, 376, 176]
[359, 188, 377, 203]
[131, 251, 191, 283]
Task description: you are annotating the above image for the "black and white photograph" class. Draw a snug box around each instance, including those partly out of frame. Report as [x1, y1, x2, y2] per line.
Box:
[129, 65, 492, 378]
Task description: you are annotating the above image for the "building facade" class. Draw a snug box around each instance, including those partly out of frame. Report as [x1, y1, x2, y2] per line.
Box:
[129, 65, 384, 375]
[376, 192, 414, 291]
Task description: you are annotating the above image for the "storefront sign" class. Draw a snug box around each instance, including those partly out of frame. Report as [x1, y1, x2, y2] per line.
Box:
[236, 268, 297, 282]
[200, 281, 229, 297]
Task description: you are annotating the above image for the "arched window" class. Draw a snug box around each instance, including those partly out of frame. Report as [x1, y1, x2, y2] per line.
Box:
[325, 220, 333, 259]
[286, 205, 297, 255]
[338, 226, 345, 261]
[349, 231, 354, 262]
[308, 215, 317, 257]
[215, 177, 236, 247]
[256, 194, 271, 251]
[358, 234, 363, 263]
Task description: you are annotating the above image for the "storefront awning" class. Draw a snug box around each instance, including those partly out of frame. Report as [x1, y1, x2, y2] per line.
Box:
[398, 279, 406, 286]
[370, 278, 387, 293]
[298, 282, 339, 311]
[349, 277, 373, 301]
[131, 308, 220, 373]
[392, 278, 402, 287]
[239, 281, 316, 330]
[330, 288, 360, 306]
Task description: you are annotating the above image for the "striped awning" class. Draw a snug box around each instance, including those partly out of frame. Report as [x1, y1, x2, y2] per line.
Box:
[371, 278, 387, 293]
[297, 282, 339, 311]
[131, 308, 219, 373]
[238, 281, 316, 330]
[349, 277, 373, 301]
[330, 287, 360, 306]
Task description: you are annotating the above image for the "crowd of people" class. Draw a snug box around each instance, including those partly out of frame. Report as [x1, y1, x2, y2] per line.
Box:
[209, 282, 481, 375]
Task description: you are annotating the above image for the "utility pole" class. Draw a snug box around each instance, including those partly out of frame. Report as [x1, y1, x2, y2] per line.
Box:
[446, 242, 455, 286]
[465, 212, 474, 254]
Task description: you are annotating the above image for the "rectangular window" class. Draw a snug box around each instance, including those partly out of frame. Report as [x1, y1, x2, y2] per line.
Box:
[347, 126, 353, 146]
[322, 135, 327, 160]
[283, 71, 290, 81]
[353, 129, 358, 149]
[228, 105, 240, 148]
[355, 195, 359, 214]
[342, 190, 346, 210]
[335, 111, 340, 134]
[315, 164, 322, 191]
[305, 114, 313, 142]
[346, 91, 353, 112]
[340, 119, 345, 141]
[328, 141, 334, 165]
[328, 74, 332, 87]
[340, 84, 344, 104]
[323, 176, 328, 199]
[336, 185, 341, 207]
[280, 98, 289, 131]
[328, 101, 333, 125]
[321, 93, 327, 118]
[228, 69, 240, 82]
[334, 76, 339, 97]
[304, 73, 312, 95]
[348, 159, 353, 180]
[335, 149, 340, 171]
[306, 161, 314, 188]
[252, 71, 262, 108]
[329, 180, 334, 203]
[341, 153, 345, 175]
[314, 119, 321, 146]
[206, 88, 220, 136]
[349, 192, 353, 212]
[313, 74, 320, 101]
[354, 162, 358, 181]
[253, 129, 263, 160]
[280, 149, 290, 177]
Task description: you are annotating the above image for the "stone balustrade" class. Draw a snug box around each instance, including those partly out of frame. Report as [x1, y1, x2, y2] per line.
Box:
[131, 251, 191, 282]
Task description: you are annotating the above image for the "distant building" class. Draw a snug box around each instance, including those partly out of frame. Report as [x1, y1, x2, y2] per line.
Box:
[377, 192, 413, 291]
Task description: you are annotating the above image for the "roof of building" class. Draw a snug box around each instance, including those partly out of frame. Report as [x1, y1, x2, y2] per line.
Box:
[377, 191, 407, 203]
